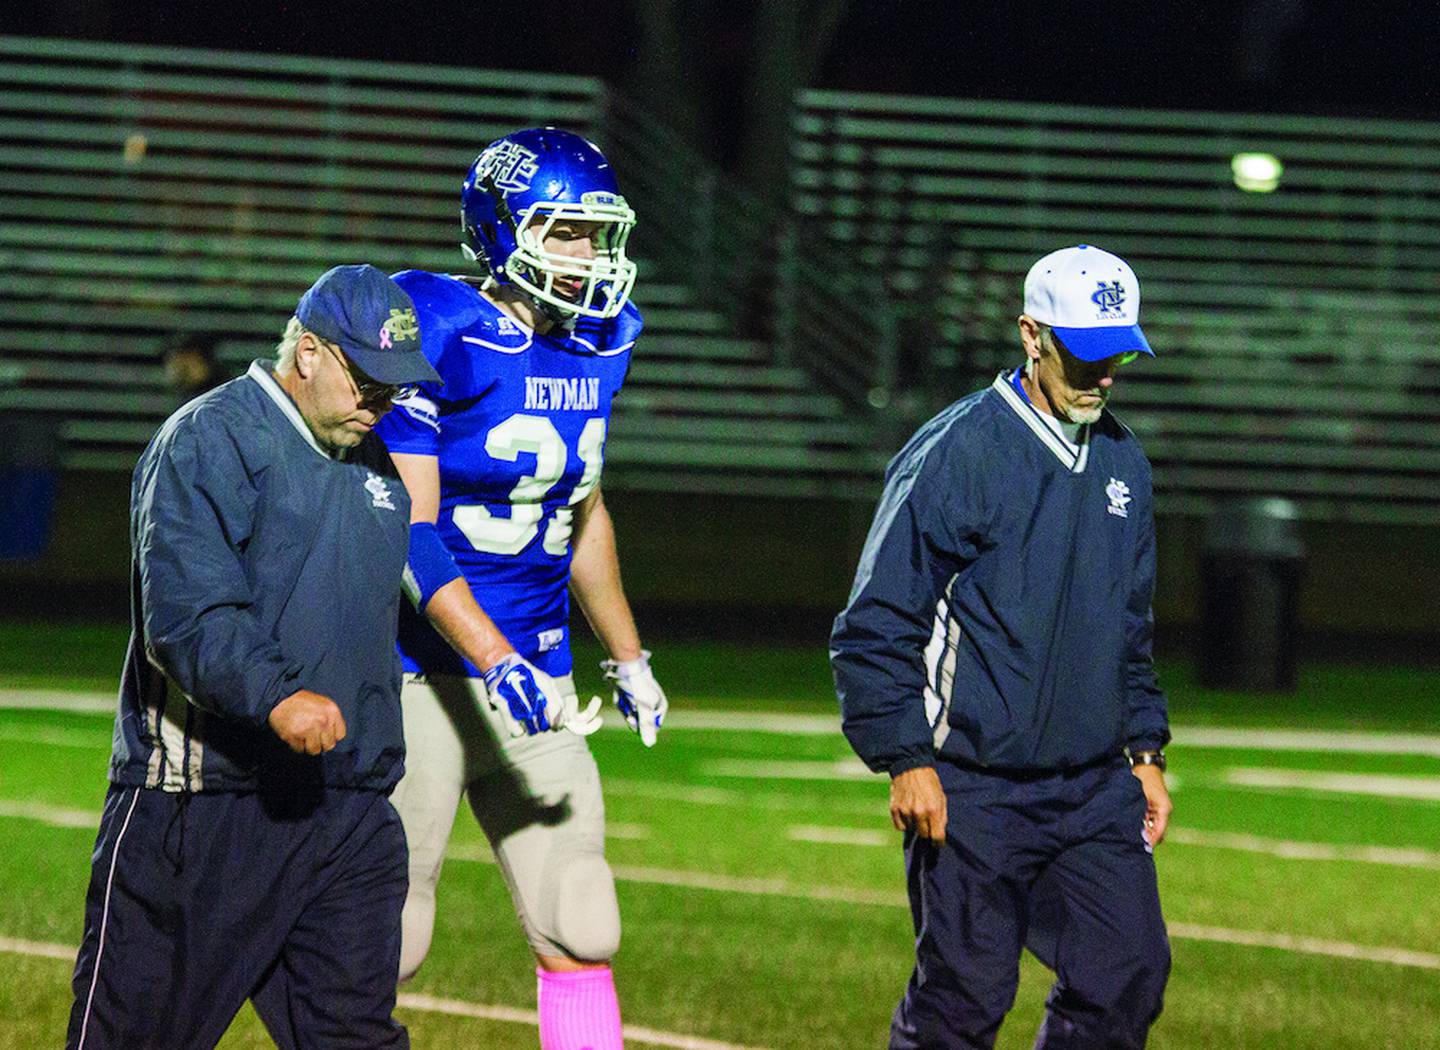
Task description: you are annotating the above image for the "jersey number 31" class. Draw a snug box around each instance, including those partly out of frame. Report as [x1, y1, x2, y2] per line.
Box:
[453, 414, 606, 557]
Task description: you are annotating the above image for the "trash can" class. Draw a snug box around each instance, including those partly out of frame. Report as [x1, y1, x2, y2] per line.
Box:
[1198, 497, 1304, 691]
[0, 413, 60, 561]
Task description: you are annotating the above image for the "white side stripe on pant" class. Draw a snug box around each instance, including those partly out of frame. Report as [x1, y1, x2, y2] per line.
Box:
[76, 787, 141, 1050]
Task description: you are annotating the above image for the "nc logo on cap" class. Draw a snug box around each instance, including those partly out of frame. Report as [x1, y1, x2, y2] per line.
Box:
[379, 308, 419, 350]
[1091, 281, 1126, 315]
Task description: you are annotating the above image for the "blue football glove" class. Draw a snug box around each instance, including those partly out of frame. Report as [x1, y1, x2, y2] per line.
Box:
[601, 650, 667, 747]
[482, 653, 602, 738]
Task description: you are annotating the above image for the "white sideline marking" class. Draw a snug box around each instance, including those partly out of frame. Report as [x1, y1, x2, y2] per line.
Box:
[787, 822, 1440, 871]
[788, 824, 892, 847]
[0, 799, 99, 828]
[0, 939, 770, 1050]
[446, 843, 901, 906]
[10, 794, 1440, 869]
[0, 725, 109, 748]
[605, 778, 882, 818]
[605, 778, 740, 806]
[8, 794, 1439, 870]
[0, 689, 113, 713]
[399, 992, 770, 1050]
[3, 826, 1437, 974]
[1166, 923, 1440, 970]
[605, 821, 651, 840]
[0, 936, 73, 960]
[1225, 768, 1440, 801]
[700, 757, 878, 781]
[1166, 828, 1440, 868]
[1180, 727, 1440, 758]
[9, 689, 1440, 759]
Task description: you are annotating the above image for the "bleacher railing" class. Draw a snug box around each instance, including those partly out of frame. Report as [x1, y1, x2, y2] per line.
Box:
[602, 92, 901, 420]
[793, 89, 1440, 522]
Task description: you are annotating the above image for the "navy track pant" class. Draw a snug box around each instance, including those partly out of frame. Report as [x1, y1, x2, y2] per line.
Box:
[67, 783, 409, 1050]
[890, 757, 1170, 1050]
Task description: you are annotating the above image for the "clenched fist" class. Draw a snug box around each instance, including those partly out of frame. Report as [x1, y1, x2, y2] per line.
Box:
[268, 689, 347, 755]
[890, 765, 947, 844]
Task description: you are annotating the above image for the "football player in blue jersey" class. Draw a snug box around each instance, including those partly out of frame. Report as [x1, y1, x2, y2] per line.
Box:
[374, 128, 665, 1050]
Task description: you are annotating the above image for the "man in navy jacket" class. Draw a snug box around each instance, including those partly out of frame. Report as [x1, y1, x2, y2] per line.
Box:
[832, 246, 1173, 1050]
[67, 265, 441, 1050]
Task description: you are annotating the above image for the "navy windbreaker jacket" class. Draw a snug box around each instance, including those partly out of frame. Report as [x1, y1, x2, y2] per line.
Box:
[109, 361, 412, 792]
[831, 372, 1170, 776]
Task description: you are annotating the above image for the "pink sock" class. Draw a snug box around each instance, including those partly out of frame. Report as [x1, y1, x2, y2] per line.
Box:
[536, 966, 624, 1050]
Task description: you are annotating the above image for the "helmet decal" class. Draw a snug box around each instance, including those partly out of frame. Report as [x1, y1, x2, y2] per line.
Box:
[476, 140, 540, 194]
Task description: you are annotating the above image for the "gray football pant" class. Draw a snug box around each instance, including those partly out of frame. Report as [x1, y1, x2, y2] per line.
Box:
[390, 674, 620, 980]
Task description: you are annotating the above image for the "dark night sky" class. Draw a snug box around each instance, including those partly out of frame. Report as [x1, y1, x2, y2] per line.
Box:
[7, 1, 1438, 121]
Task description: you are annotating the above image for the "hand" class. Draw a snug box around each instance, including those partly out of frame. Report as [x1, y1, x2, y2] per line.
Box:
[482, 653, 566, 736]
[268, 690, 347, 755]
[1130, 762, 1173, 847]
[601, 650, 667, 747]
[890, 765, 947, 844]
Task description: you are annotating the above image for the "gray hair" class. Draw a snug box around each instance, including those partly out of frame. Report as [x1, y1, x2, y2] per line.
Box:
[274, 316, 306, 374]
[1026, 322, 1059, 379]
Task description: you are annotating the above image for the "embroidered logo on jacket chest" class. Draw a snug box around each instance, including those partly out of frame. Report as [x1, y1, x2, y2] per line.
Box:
[365, 471, 397, 511]
[1105, 477, 1131, 518]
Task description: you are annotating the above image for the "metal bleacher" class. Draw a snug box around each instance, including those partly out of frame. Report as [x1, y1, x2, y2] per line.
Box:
[0, 36, 880, 499]
[793, 89, 1440, 522]
[10, 38, 1438, 519]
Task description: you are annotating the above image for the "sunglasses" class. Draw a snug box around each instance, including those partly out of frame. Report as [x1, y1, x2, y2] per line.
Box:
[1051, 330, 1141, 368]
[319, 339, 418, 405]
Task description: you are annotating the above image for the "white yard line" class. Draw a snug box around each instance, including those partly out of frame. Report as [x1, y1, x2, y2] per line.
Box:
[788, 823, 1440, 871]
[0, 690, 113, 713]
[604, 777, 882, 818]
[700, 757, 878, 781]
[7, 688, 1440, 758]
[1166, 923, 1440, 970]
[0, 938, 771, 1050]
[1225, 768, 1440, 801]
[3, 824, 1436, 973]
[397, 993, 771, 1050]
[0, 936, 74, 960]
[603, 821, 651, 840]
[1165, 827, 1440, 868]
[788, 824, 892, 848]
[1180, 727, 1440, 758]
[0, 799, 100, 828]
[0, 725, 110, 749]
[447, 842, 901, 906]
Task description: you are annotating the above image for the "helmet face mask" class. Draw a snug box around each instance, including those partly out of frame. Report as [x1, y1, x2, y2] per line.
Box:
[461, 129, 637, 321]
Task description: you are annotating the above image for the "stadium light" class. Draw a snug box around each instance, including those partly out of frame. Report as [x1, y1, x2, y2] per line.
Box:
[1232, 152, 1283, 193]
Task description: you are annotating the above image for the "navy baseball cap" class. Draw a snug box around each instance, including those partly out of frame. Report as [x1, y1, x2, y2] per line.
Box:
[1023, 245, 1154, 362]
[295, 264, 441, 385]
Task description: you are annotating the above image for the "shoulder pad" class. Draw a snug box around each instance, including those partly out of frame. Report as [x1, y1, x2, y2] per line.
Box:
[568, 300, 643, 358]
[389, 271, 528, 377]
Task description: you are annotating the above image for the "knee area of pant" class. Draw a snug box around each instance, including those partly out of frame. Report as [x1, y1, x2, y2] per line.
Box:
[546, 852, 621, 962]
[397, 893, 438, 984]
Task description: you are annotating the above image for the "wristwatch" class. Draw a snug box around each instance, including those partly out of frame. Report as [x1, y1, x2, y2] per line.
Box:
[1129, 749, 1166, 772]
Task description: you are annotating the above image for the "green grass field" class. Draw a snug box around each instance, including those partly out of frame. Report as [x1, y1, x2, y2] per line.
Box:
[2, 623, 1438, 1049]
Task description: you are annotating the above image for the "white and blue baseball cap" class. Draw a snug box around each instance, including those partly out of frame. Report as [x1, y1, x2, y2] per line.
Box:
[1023, 245, 1154, 362]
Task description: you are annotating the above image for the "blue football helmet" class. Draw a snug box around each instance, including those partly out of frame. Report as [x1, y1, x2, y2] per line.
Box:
[461, 127, 637, 321]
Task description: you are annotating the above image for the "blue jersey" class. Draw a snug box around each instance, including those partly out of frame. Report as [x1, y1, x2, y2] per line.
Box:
[374, 271, 641, 677]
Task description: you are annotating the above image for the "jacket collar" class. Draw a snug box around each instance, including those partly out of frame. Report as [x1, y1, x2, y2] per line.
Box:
[991, 370, 1090, 473]
[246, 360, 339, 460]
